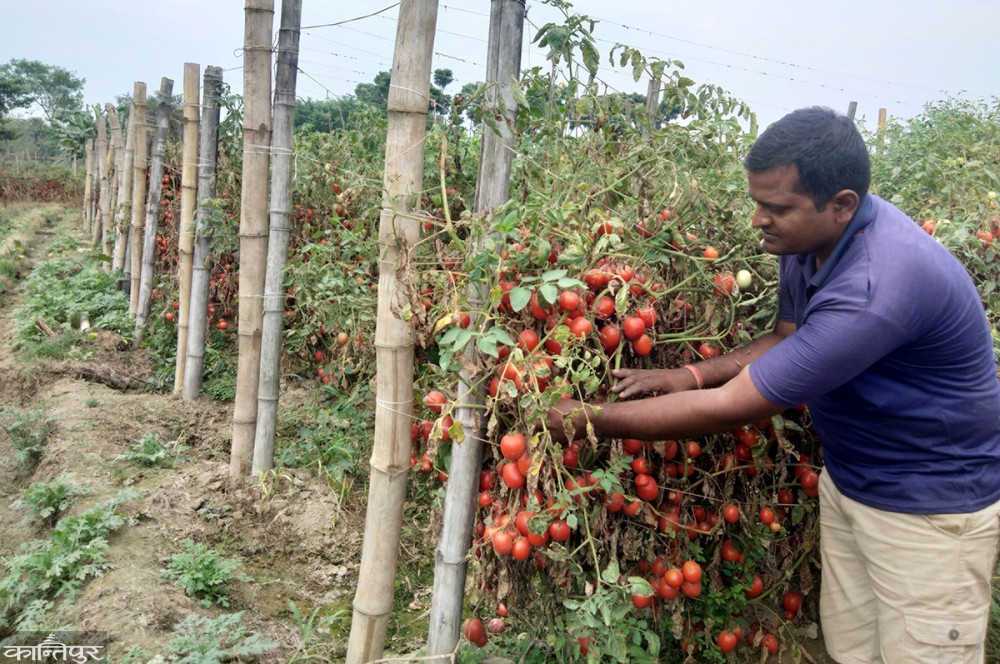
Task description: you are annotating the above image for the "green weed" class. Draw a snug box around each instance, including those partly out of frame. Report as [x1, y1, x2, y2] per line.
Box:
[161, 539, 251, 608]
[0, 408, 56, 471]
[115, 433, 189, 468]
[162, 612, 278, 663]
[10, 477, 87, 527]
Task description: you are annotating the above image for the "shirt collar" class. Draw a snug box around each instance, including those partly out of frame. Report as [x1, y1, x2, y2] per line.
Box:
[800, 193, 874, 294]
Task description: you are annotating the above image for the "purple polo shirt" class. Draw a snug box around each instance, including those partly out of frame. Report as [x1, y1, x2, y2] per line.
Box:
[749, 194, 1000, 514]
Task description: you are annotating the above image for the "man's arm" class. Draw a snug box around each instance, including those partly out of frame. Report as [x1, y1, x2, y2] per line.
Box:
[611, 320, 797, 399]
[548, 366, 785, 443]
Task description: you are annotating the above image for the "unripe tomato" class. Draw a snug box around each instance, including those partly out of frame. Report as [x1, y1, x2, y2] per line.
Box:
[736, 269, 753, 289]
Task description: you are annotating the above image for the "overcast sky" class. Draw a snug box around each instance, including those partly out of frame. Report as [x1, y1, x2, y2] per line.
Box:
[3, 0, 998, 131]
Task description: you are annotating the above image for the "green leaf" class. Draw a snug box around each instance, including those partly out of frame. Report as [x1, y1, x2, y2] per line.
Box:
[600, 560, 620, 585]
[541, 268, 568, 281]
[477, 336, 498, 358]
[539, 283, 558, 305]
[509, 286, 531, 313]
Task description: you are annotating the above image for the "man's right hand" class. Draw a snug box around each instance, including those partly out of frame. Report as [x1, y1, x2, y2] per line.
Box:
[610, 367, 697, 400]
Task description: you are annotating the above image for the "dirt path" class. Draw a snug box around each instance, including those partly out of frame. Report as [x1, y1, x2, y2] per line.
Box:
[0, 205, 364, 661]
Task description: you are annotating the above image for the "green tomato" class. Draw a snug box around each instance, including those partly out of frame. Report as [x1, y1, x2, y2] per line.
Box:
[736, 269, 753, 289]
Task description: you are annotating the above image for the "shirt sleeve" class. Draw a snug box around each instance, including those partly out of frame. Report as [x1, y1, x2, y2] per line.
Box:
[749, 290, 910, 408]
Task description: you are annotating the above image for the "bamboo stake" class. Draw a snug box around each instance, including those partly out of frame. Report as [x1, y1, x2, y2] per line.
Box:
[426, 0, 524, 655]
[253, 0, 302, 473]
[105, 103, 125, 272]
[847, 101, 858, 120]
[94, 112, 110, 251]
[174, 63, 201, 394]
[134, 77, 174, 346]
[183, 66, 224, 400]
[230, 0, 274, 478]
[877, 107, 888, 156]
[129, 82, 149, 317]
[347, 1, 439, 661]
[112, 99, 136, 272]
[82, 139, 94, 230]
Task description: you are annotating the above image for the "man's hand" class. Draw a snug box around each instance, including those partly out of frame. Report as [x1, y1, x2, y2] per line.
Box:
[611, 367, 696, 400]
[544, 398, 595, 445]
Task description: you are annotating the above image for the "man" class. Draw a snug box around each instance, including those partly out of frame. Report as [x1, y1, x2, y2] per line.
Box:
[547, 106, 1000, 663]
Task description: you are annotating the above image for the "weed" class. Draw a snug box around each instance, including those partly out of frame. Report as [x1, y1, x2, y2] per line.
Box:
[162, 539, 251, 608]
[0, 489, 138, 631]
[116, 433, 189, 468]
[116, 646, 149, 664]
[163, 612, 278, 663]
[10, 477, 87, 527]
[84, 396, 99, 408]
[286, 600, 349, 662]
[0, 408, 56, 471]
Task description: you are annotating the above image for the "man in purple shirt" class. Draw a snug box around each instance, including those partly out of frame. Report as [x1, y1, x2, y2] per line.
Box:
[547, 106, 1000, 663]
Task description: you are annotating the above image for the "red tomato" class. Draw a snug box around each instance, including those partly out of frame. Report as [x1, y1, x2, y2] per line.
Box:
[517, 329, 540, 352]
[558, 290, 581, 312]
[549, 519, 571, 542]
[745, 574, 764, 598]
[622, 316, 646, 341]
[636, 306, 657, 329]
[511, 536, 532, 561]
[567, 317, 592, 339]
[501, 462, 525, 489]
[723, 504, 740, 524]
[713, 272, 736, 296]
[491, 529, 513, 555]
[783, 591, 802, 613]
[631, 593, 653, 609]
[759, 507, 775, 525]
[598, 324, 621, 352]
[500, 432, 527, 461]
[703, 245, 719, 260]
[634, 473, 658, 501]
[682, 560, 703, 583]
[424, 390, 447, 413]
[717, 630, 737, 654]
[463, 617, 487, 647]
[593, 295, 616, 319]
[762, 633, 779, 654]
[631, 334, 653, 356]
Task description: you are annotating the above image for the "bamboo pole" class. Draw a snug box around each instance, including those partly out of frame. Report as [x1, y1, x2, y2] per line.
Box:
[129, 82, 149, 317]
[174, 63, 201, 394]
[347, 1, 439, 661]
[253, 0, 302, 473]
[82, 139, 94, 230]
[105, 104, 125, 271]
[847, 101, 858, 120]
[426, 0, 524, 656]
[183, 66, 224, 400]
[94, 112, 110, 250]
[230, 0, 274, 478]
[112, 99, 136, 273]
[877, 107, 888, 156]
[134, 77, 174, 346]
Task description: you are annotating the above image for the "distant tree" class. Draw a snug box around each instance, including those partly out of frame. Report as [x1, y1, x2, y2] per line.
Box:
[0, 73, 31, 140]
[294, 97, 362, 133]
[354, 71, 391, 109]
[0, 59, 85, 123]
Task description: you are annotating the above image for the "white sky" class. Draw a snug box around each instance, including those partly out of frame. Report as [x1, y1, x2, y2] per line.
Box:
[2, 1, 998, 131]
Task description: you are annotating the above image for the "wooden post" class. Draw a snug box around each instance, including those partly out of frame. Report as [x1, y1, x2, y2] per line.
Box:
[847, 101, 858, 120]
[105, 104, 125, 271]
[82, 139, 94, 229]
[230, 0, 274, 478]
[253, 0, 302, 472]
[174, 63, 201, 393]
[426, 0, 525, 656]
[183, 66, 224, 400]
[642, 71, 662, 140]
[134, 77, 174, 346]
[346, 1, 439, 661]
[94, 112, 110, 250]
[112, 100, 136, 273]
[129, 82, 149, 317]
[877, 107, 888, 156]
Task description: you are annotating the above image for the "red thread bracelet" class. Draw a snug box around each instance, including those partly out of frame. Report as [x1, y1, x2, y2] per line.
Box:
[683, 364, 704, 390]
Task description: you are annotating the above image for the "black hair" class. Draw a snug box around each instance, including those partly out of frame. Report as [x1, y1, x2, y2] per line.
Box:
[744, 106, 871, 210]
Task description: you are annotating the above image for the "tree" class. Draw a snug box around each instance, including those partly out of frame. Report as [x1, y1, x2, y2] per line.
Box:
[0, 73, 30, 140]
[0, 59, 85, 123]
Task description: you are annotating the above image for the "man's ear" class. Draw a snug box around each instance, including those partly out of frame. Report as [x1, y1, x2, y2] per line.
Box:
[831, 189, 860, 224]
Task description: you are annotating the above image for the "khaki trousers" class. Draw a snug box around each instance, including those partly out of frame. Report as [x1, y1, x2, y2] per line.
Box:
[819, 469, 1000, 664]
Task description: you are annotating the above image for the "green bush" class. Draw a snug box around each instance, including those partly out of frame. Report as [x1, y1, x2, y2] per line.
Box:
[115, 433, 189, 468]
[163, 612, 278, 663]
[10, 477, 86, 527]
[0, 408, 56, 471]
[162, 539, 251, 608]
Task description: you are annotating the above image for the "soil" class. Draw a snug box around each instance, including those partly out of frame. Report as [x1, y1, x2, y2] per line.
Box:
[0, 203, 836, 663]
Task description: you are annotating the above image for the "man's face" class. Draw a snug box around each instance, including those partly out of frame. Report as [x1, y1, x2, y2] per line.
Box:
[747, 165, 856, 264]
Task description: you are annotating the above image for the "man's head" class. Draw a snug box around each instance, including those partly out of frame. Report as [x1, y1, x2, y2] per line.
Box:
[744, 107, 869, 263]
[744, 106, 870, 210]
